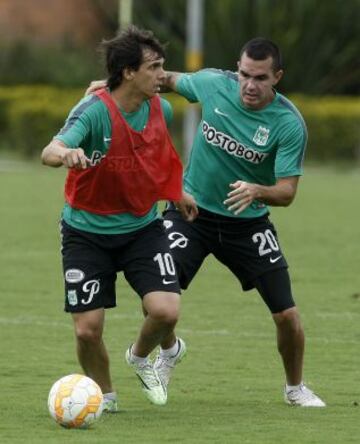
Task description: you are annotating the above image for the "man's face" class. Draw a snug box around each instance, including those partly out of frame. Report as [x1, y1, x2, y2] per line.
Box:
[237, 52, 283, 110]
[131, 49, 165, 98]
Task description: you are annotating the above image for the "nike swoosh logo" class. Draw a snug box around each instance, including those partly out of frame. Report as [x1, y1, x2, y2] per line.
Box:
[103, 137, 112, 143]
[162, 279, 177, 285]
[270, 256, 282, 263]
[136, 374, 157, 390]
[214, 107, 229, 117]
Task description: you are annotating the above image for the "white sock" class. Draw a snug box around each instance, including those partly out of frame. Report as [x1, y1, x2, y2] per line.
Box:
[130, 346, 149, 365]
[286, 382, 303, 392]
[103, 391, 117, 401]
[160, 338, 180, 358]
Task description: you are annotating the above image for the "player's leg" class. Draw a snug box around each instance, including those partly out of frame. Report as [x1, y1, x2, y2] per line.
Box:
[133, 291, 180, 357]
[71, 308, 118, 412]
[140, 297, 186, 389]
[253, 268, 304, 385]
[150, 206, 210, 386]
[215, 216, 304, 387]
[61, 220, 118, 411]
[124, 291, 181, 406]
[214, 216, 325, 406]
[254, 268, 325, 407]
[72, 308, 112, 393]
[123, 220, 185, 405]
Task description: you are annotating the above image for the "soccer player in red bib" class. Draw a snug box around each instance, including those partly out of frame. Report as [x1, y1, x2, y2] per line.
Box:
[41, 26, 197, 410]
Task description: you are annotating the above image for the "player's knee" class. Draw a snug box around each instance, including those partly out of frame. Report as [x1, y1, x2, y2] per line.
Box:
[144, 292, 180, 326]
[151, 305, 179, 326]
[147, 298, 180, 326]
[75, 324, 102, 345]
[273, 307, 302, 332]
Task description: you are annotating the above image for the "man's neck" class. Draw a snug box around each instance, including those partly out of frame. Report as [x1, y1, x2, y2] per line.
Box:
[110, 87, 146, 113]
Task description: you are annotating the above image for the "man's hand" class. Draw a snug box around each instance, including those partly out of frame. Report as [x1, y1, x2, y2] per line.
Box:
[60, 147, 91, 169]
[85, 80, 107, 96]
[224, 181, 256, 215]
[224, 177, 299, 213]
[41, 140, 91, 169]
[162, 71, 182, 92]
[175, 192, 198, 222]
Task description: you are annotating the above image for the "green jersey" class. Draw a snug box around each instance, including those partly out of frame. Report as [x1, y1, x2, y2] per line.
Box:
[56, 93, 173, 234]
[176, 69, 307, 218]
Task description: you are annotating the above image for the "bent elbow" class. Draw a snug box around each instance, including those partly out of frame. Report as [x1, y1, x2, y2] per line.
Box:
[282, 193, 296, 207]
[40, 147, 50, 166]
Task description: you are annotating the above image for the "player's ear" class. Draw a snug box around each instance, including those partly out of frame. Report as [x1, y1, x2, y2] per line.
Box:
[124, 68, 135, 80]
[273, 69, 283, 85]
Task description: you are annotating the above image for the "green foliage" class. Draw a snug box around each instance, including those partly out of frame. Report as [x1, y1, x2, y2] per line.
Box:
[292, 95, 360, 161]
[0, 0, 359, 94]
[0, 165, 359, 443]
[0, 86, 84, 157]
[0, 41, 104, 87]
[132, 0, 360, 95]
[0, 86, 359, 161]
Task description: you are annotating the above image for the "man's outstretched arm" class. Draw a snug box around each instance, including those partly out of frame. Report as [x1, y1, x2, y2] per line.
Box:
[161, 71, 183, 92]
[85, 72, 184, 95]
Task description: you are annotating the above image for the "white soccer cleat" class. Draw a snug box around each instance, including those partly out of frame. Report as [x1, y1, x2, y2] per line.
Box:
[125, 346, 167, 406]
[154, 338, 187, 388]
[284, 383, 326, 407]
[102, 397, 119, 413]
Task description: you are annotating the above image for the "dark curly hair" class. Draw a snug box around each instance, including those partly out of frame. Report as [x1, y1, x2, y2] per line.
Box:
[102, 25, 166, 91]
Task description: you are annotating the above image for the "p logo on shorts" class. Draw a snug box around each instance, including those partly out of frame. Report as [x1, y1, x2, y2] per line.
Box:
[81, 279, 100, 305]
[168, 232, 189, 249]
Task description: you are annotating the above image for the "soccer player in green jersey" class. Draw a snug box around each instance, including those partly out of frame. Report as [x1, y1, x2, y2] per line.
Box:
[86, 37, 325, 407]
[41, 26, 196, 410]
[161, 37, 326, 407]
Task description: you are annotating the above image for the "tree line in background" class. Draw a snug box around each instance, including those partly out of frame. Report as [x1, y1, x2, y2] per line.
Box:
[0, 0, 359, 95]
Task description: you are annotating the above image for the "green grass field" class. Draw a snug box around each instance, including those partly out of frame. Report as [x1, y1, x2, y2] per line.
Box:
[0, 163, 359, 443]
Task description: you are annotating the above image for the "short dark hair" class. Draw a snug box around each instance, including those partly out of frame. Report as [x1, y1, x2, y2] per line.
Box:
[239, 38, 283, 72]
[101, 25, 166, 90]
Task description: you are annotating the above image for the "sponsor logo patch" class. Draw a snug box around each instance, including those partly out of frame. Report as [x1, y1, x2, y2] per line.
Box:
[65, 269, 85, 283]
[202, 121, 268, 164]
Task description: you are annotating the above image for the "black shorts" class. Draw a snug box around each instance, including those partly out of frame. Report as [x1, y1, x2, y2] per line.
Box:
[163, 205, 294, 313]
[60, 219, 180, 313]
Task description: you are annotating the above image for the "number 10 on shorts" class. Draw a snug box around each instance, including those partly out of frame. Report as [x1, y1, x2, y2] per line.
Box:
[153, 252, 176, 276]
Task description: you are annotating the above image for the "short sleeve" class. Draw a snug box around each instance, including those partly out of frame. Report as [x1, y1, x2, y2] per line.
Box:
[275, 120, 308, 178]
[176, 69, 225, 104]
[55, 96, 98, 148]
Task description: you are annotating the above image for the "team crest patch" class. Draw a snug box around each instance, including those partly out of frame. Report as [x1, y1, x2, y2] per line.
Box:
[67, 290, 78, 306]
[252, 126, 270, 146]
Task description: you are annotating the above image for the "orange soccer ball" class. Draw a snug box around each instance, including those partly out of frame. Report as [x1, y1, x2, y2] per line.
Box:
[48, 374, 103, 428]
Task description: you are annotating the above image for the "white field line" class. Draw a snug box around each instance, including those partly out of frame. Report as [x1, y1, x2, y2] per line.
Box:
[177, 328, 358, 345]
[0, 314, 358, 344]
[0, 312, 142, 328]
